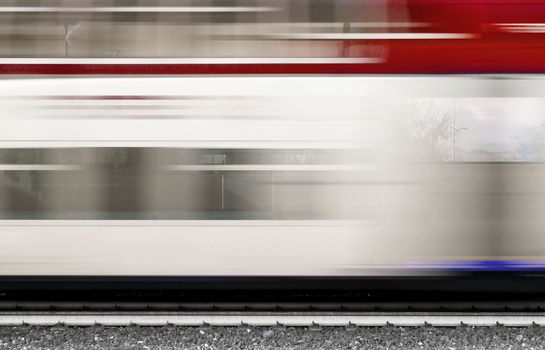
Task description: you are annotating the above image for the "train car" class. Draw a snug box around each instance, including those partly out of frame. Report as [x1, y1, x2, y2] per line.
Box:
[2, 0, 545, 295]
[1, 0, 545, 74]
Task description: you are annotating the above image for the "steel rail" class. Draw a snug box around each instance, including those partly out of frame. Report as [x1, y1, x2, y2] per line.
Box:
[1, 312, 545, 327]
[1, 301, 544, 312]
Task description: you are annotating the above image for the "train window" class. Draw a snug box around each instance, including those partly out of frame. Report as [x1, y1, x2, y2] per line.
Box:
[402, 98, 545, 162]
[0, 0, 384, 58]
[0, 148, 374, 220]
[308, 0, 336, 23]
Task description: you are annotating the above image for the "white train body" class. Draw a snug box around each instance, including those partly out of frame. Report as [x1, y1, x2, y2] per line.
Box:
[1, 76, 545, 275]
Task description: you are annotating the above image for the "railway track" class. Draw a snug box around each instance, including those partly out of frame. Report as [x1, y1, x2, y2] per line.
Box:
[2, 301, 545, 312]
[2, 302, 545, 327]
[2, 311, 545, 327]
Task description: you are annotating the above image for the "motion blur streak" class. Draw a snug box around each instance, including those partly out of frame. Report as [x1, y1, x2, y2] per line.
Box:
[0, 76, 544, 275]
[1, 0, 545, 73]
[2, 0, 545, 277]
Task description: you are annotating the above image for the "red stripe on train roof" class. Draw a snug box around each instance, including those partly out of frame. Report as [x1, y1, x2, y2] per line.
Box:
[2, 34, 545, 74]
[0, 64, 360, 75]
[2, 62, 545, 75]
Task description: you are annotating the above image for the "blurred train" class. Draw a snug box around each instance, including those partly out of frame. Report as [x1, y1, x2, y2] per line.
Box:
[3, 0, 545, 293]
[1, 0, 545, 74]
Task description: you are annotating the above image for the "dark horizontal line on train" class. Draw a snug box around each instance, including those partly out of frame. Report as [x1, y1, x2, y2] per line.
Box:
[0, 222, 366, 227]
[0, 64, 524, 75]
[0, 61, 384, 75]
[0, 164, 374, 170]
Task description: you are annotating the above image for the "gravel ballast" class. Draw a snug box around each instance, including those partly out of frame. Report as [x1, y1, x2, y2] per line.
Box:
[1, 325, 545, 349]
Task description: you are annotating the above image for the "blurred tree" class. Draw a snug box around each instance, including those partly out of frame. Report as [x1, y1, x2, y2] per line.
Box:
[401, 99, 453, 161]
[513, 125, 545, 162]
